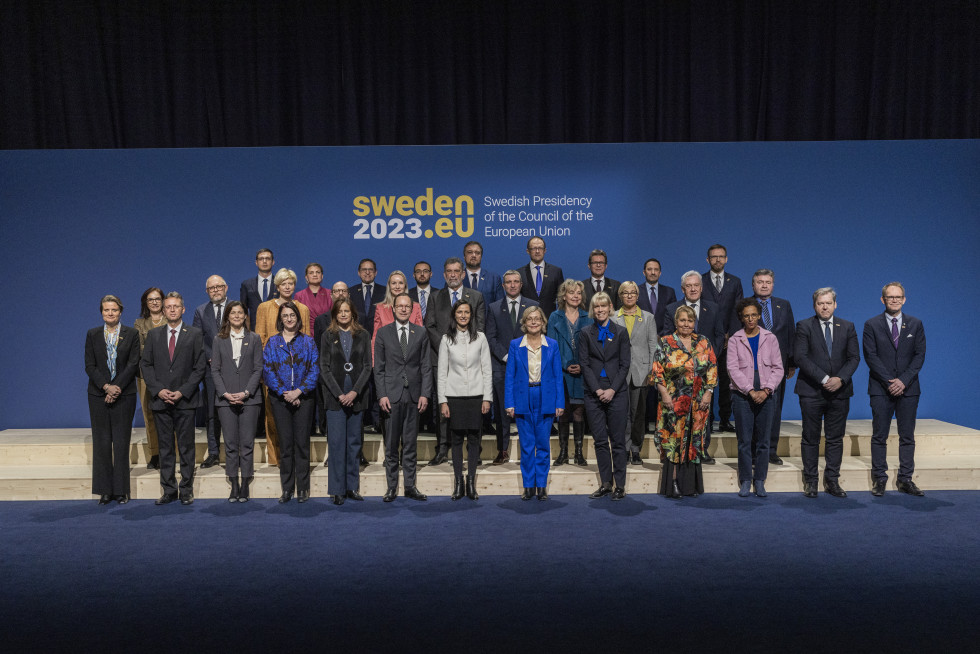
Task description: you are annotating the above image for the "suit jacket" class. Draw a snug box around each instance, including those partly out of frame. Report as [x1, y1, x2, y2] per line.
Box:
[701, 271, 744, 334]
[794, 315, 860, 398]
[408, 285, 439, 309]
[582, 276, 622, 311]
[463, 269, 503, 305]
[373, 321, 432, 404]
[610, 309, 659, 386]
[753, 295, 796, 369]
[662, 298, 726, 358]
[504, 336, 564, 415]
[424, 286, 486, 363]
[192, 300, 224, 362]
[862, 313, 926, 397]
[578, 321, 631, 396]
[636, 282, 677, 334]
[485, 296, 539, 371]
[518, 262, 565, 316]
[349, 282, 387, 333]
[140, 322, 207, 410]
[85, 325, 141, 397]
[210, 331, 264, 406]
[319, 328, 373, 412]
[240, 276, 279, 330]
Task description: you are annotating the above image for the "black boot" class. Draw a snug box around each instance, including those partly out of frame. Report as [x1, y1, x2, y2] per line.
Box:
[573, 420, 587, 465]
[228, 477, 240, 503]
[451, 476, 464, 501]
[554, 420, 569, 466]
[239, 477, 252, 502]
[466, 475, 479, 500]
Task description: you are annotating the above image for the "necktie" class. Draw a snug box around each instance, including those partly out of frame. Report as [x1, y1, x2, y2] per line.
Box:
[262, 278, 269, 301]
[891, 317, 899, 349]
[419, 290, 427, 318]
[510, 300, 518, 327]
[168, 328, 176, 361]
[364, 285, 372, 311]
[452, 290, 459, 304]
[649, 286, 657, 313]
[471, 273, 478, 289]
[214, 303, 222, 324]
[715, 274, 723, 293]
[689, 303, 699, 330]
[824, 321, 833, 355]
[400, 326, 408, 356]
[535, 265, 542, 295]
[595, 279, 601, 293]
[762, 300, 772, 330]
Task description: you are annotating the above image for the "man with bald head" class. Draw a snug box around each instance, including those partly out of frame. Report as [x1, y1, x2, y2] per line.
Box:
[193, 274, 228, 468]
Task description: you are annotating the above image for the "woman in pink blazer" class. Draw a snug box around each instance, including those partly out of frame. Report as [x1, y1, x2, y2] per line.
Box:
[727, 298, 784, 497]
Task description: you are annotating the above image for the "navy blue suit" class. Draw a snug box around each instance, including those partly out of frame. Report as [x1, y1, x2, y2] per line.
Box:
[863, 312, 926, 483]
[463, 269, 503, 305]
[518, 262, 564, 316]
[192, 301, 224, 457]
[662, 298, 725, 357]
[240, 276, 278, 330]
[754, 295, 796, 450]
[703, 271, 743, 426]
[349, 282, 387, 334]
[486, 295, 539, 452]
[637, 283, 677, 334]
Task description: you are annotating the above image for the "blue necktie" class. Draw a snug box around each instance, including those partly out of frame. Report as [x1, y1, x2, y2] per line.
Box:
[649, 286, 657, 313]
[762, 300, 772, 330]
[824, 321, 833, 355]
[535, 265, 542, 295]
[262, 278, 269, 301]
[419, 290, 427, 319]
[452, 290, 459, 304]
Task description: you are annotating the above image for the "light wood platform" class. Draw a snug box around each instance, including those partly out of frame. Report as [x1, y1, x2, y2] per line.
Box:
[0, 419, 977, 500]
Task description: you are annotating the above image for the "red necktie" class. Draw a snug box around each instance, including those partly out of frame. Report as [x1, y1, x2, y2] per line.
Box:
[168, 328, 176, 361]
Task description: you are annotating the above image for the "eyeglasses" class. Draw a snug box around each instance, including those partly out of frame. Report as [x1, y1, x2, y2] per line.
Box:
[883, 296, 904, 301]
[622, 291, 638, 297]
[207, 285, 226, 292]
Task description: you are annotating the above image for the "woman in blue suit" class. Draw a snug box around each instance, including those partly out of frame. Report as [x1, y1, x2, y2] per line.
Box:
[505, 306, 565, 500]
[546, 279, 591, 466]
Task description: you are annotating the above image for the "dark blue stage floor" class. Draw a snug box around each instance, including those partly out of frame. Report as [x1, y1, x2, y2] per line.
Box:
[3, 492, 977, 653]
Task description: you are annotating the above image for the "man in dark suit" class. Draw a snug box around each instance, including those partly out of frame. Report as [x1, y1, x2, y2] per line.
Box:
[518, 236, 564, 316]
[581, 248, 622, 310]
[408, 260, 439, 322]
[794, 287, 860, 498]
[424, 256, 486, 464]
[748, 269, 796, 465]
[863, 282, 927, 497]
[191, 275, 227, 469]
[141, 292, 207, 505]
[462, 240, 503, 305]
[374, 293, 432, 502]
[239, 248, 278, 330]
[485, 270, 538, 464]
[638, 257, 676, 433]
[702, 244, 743, 432]
[662, 271, 725, 463]
[349, 258, 386, 333]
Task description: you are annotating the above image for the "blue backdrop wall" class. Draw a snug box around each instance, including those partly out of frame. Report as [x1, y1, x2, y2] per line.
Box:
[1, 140, 977, 429]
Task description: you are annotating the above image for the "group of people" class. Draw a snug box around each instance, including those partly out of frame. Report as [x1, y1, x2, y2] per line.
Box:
[85, 240, 927, 505]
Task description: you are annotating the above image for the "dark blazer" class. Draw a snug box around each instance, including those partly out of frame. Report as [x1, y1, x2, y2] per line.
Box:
[320, 328, 373, 412]
[192, 300, 224, 362]
[349, 282, 387, 333]
[424, 286, 486, 363]
[582, 277, 622, 310]
[863, 313, 926, 397]
[577, 321, 631, 396]
[85, 325, 141, 397]
[140, 322, 207, 410]
[313, 312, 332, 353]
[408, 285, 439, 307]
[374, 321, 433, 404]
[793, 316, 861, 399]
[240, 276, 279, 330]
[701, 271, 744, 334]
[753, 295, 796, 369]
[637, 282, 677, 334]
[210, 330, 264, 406]
[463, 269, 503, 305]
[662, 298, 726, 358]
[504, 336, 564, 415]
[518, 262, 565, 316]
[485, 296, 539, 371]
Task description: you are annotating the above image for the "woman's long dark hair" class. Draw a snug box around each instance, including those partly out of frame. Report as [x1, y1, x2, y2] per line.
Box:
[327, 299, 363, 336]
[139, 286, 164, 319]
[216, 301, 249, 339]
[446, 299, 478, 345]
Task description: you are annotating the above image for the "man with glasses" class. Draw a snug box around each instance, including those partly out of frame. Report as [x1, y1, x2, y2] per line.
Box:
[581, 248, 621, 310]
[518, 236, 564, 316]
[462, 241, 503, 305]
[701, 244, 744, 433]
[192, 275, 228, 468]
[239, 249, 278, 329]
[350, 258, 386, 333]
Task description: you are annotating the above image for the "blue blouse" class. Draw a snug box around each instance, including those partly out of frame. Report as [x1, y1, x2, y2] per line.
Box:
[262, 332, 319, 396]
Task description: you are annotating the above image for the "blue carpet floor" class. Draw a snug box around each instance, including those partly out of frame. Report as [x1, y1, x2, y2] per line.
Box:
[2, 491, 978, 653]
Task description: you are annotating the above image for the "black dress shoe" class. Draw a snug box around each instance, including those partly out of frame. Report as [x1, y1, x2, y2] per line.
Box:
[115, 494, 130, 504]
[201, 454, 219, 469]
[492, 451, 510, 465]
[897, 480, 925, 496]
[278, 491, 293, 504]
[823, 480, 847, 498]
[404, 486, 427, 501]
[769, 453, 783, 465]
[719, 421, 735, 433]
[536, 487, 548, 501]
[630, 452, 643, 465]
[179, 494, 194, 505]
[346, 490, 364, 501]
[590, 483, 613, 499]
[297, 490, 310, 503]
[359, 453, 370, 466]
[333, 495, 346, 505]
[427, 451, 448, 466]
[146, 455, 160, 470]
[701, 452, 715, 464]
[666, 480, 682, 499]
[521, 487, 534, 501]
[803, 481, 818, 498]
[98, 494, 112, 505]
[466, 477, 479, 501]
[871, 479, 886, 497]
[611, 487, 625, 501]
[155, 494, 177, 505]
[383, 488, 397, 502]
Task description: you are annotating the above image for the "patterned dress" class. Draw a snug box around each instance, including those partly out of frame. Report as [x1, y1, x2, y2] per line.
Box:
[649, 333, 718, 464]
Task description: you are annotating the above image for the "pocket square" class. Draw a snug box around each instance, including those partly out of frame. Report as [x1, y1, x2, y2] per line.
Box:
[906, 333, 913, 338]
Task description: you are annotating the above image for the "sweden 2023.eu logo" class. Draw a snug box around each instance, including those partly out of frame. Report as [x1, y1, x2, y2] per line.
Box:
[352, 188, 474, 240]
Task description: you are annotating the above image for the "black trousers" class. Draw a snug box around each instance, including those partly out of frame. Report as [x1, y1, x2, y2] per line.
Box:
[870, 393, 919, 482]
[799, 394, 849, 483]
[768, 378, 787, 450]
[491, 365, 513, 452]
[270, 395, 313, 493]
[384, 398, 420, 490]
[715, 347, 733, 424]
[89, 394, 136, 496]
[585, 379, 629, 488]
[202, 367, 222, 457]
[153, 405, 197, 497]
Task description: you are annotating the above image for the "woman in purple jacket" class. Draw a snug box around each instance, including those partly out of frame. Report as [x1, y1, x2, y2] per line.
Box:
[727, 298, 784, 497]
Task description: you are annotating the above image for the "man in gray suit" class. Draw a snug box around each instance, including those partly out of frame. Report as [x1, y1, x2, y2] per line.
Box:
[192, 274, 227, 468]
[375, 293, 433, 502]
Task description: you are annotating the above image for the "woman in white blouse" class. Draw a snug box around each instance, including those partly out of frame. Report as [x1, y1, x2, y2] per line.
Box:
[211, 301, 264, 502]
[438, 300, 493, 500]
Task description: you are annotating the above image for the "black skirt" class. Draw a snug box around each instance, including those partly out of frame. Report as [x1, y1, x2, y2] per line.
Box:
[446, 395, 483, 431]
[659, 460, 704, 497]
